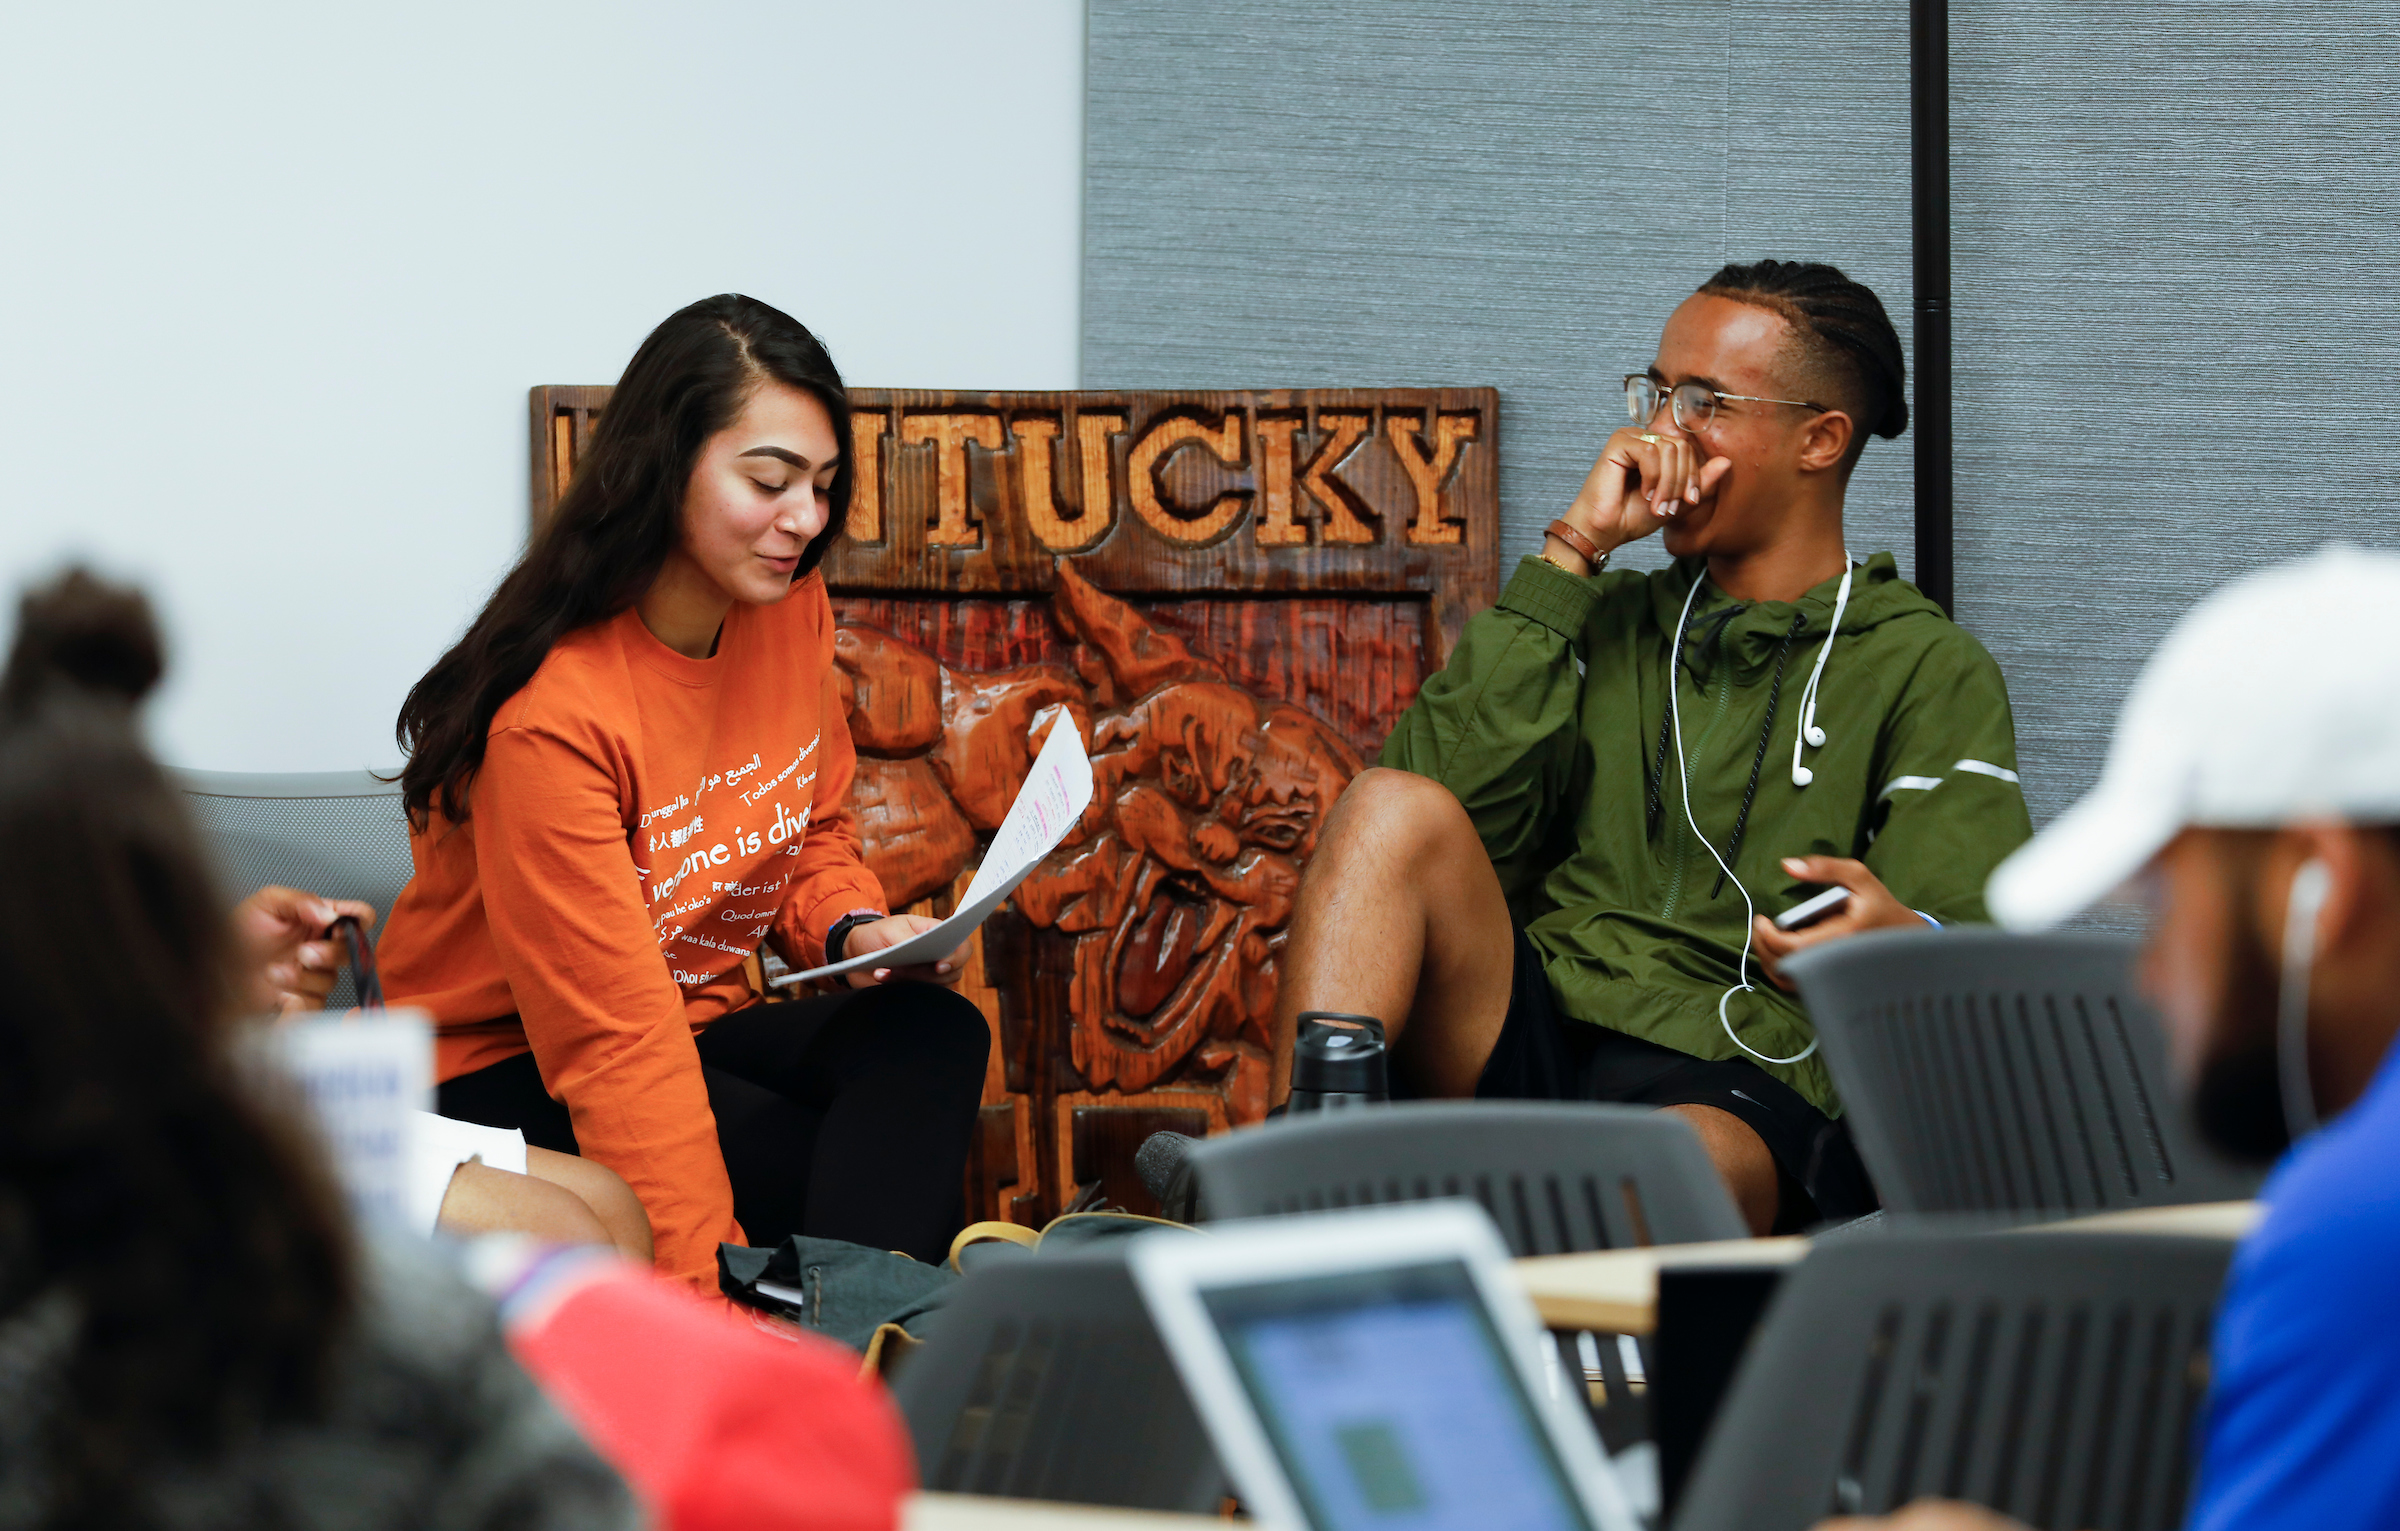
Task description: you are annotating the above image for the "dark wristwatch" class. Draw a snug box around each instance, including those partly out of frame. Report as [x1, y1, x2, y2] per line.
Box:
[823, 909, 885, 965]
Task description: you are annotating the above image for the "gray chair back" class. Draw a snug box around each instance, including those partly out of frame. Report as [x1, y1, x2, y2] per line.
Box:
[175, 769, 414, 1011]
[1190, 1101, 1749, 1253]
[1674, 1230, 2233, 1531]
[1786, 929, 2260, 1218]
[892, 1252, 1224, 1514]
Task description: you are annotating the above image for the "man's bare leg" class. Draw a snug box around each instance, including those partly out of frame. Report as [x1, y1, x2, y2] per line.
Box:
[1662, 1104, 1779, 1235]
[1275, 769, 1784, 1233]
[1272, 769, 1517, 1101]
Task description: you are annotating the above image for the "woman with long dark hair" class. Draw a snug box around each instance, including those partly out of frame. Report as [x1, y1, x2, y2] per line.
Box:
[380, 294, 988, 1289]
[0, 571, 632, 1527]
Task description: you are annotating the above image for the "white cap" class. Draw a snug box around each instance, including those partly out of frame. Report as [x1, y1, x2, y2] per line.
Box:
[1988, 545, 2400, 930]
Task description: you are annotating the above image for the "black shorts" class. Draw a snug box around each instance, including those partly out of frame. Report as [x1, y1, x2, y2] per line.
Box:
[1474, 926, 1876, 1232]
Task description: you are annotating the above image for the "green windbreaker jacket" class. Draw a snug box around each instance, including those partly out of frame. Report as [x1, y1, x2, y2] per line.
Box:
[1382, 552, 2033, 1115]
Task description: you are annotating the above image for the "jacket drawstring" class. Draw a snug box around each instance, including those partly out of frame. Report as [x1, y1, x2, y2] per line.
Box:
[1647, 603, 1746, 839]
[1645, 708, 1675, 840]
[1712, 610, 1809, 898]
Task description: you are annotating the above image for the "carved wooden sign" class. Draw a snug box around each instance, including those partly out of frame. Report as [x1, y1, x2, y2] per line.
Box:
[531, 387, 1499, 1222]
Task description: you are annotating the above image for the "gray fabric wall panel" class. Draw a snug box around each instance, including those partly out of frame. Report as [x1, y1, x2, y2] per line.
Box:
[1951, 6, 2400, 839]
[1082, 1, 1917, 579]
[1087, 1, 2400, 860]
[1719, 2, 1915, 577]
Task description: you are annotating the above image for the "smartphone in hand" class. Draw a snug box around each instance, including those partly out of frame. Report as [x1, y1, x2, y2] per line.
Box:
[1773, 885, 1852, 932]
[329, 914, 385, 1008]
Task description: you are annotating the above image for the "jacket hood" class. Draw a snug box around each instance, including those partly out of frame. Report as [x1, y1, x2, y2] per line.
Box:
[1647, 552, 1945, 681]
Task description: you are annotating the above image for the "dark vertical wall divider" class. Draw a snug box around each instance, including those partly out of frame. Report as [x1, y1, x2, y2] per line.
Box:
[1910, 0, 1952, 616]
[1085, 2, 2400, 849]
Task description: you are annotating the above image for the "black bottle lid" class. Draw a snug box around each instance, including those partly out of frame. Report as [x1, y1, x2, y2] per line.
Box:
[1291, 1011, 1389, 1096]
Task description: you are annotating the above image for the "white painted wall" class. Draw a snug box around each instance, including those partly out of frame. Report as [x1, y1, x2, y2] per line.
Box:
[0, 2, 1085, 771]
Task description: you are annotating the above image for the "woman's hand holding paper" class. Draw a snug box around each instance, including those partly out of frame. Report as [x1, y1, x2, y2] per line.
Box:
[841, 913, 965, 988]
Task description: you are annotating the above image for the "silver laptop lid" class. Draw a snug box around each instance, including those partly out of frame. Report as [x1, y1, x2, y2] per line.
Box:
[1128, 1201, 1642, 1531]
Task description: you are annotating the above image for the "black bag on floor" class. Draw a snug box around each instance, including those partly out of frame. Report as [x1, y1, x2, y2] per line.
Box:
[718, 1237, 956, 1352]
[719, 1209, 1196, 1355]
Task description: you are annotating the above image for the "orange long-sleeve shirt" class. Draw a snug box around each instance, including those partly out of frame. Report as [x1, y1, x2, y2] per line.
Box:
[378, 576, 888, 1289]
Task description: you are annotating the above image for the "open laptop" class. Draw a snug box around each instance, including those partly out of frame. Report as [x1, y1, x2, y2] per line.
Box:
[1127, 1201, 1644, 1531]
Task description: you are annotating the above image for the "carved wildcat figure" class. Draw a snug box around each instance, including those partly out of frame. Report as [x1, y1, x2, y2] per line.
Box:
[831, 564, 1361, 1125]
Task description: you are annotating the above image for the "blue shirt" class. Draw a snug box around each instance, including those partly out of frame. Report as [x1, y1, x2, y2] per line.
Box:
[2190, 1036, 2400, 1531]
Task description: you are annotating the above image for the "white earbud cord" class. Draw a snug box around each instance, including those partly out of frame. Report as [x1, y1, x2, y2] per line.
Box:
[2278, 858, 2331, 1141]
[1667, 573, 1819, 1067]
[1789, 555, 1857, 788]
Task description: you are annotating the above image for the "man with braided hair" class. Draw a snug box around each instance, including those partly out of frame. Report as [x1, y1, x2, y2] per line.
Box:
[1269, 261, 2030, 1232]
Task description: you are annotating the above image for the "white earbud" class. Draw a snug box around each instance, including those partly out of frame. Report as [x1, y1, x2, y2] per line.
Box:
[1788, 555, 1856, 791]
[2279, 858, 2332, 1141]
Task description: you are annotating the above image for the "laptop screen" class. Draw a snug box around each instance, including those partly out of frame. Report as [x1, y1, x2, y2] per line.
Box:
[1200, 1258, 1598, 1531]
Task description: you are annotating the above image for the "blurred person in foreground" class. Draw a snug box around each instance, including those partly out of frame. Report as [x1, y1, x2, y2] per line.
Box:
[231, 887, 916, 1529]
[4, 571, 653, 1258]
[25, 565, 917, 1527]
[0, 573, 637, 1525]
[224, 844, 913, 1528]
[461, 1236, 913, 1531]
[1822, 546, 2400, 1531]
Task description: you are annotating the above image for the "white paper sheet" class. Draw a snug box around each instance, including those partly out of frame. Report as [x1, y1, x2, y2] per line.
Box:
[772, 711, 1094, 986]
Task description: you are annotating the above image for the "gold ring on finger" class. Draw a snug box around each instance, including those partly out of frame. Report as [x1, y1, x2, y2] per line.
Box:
[1635, 431, 1668, 444]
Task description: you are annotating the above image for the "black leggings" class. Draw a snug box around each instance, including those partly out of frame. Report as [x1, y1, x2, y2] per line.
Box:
[436, 983, 990, 1265]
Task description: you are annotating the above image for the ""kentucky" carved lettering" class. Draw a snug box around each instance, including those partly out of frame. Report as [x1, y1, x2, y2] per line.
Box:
[832, 394, 1491, 553]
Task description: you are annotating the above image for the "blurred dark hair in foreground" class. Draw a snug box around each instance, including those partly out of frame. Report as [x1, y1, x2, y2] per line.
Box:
[0, 569, 633, 1528]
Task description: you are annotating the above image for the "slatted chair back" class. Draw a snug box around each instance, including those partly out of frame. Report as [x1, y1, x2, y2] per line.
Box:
[1786, 928, 2260, 1217]
[1674, 1231, 2233, 1531]
[1189, 1101, 1749, 1254]
[176, 769, 414, 1011]
[891, 1252, 1225, 1514]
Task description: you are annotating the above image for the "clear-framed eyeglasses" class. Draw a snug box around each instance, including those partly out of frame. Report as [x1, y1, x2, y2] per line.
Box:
[1624, 374, 1825, 432]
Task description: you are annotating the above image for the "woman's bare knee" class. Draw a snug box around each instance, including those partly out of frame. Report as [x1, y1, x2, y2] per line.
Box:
[525, 1147, 654, 1263]
[436, 1160, 613, 1249]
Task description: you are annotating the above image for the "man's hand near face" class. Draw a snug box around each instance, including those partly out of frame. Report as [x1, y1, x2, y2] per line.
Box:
[1752, 854, 1928, 989]
[1547, 423, 1736, 575]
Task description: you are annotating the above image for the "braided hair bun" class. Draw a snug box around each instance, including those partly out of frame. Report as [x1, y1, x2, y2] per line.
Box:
[1, 567, 165, 712]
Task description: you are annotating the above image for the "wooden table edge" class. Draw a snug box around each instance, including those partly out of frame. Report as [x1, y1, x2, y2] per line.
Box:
[1512, 1236, 1811, 1335]
[904, 1490, 1225, 1527]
